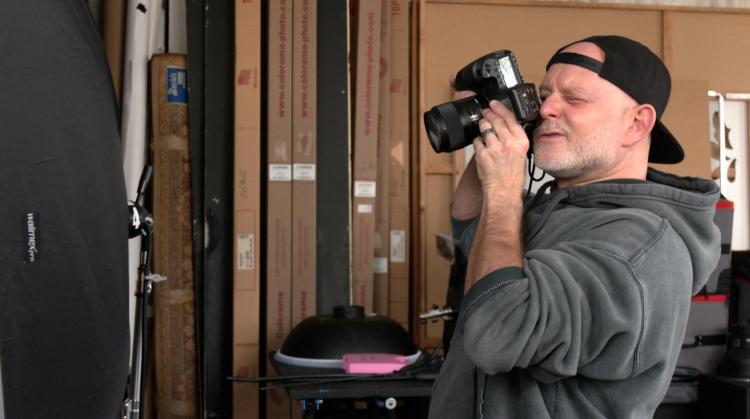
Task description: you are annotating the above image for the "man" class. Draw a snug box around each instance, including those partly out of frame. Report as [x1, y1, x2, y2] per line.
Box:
[428, 35, 721, 418]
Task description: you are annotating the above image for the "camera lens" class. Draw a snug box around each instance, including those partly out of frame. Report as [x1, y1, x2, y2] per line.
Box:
[423, 95, 488, 153]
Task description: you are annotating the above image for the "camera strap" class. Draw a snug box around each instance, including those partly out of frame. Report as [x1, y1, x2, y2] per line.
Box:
[546, 52, 603, 74]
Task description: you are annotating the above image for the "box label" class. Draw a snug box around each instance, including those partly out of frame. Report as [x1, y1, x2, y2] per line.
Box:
[237, 234, 255, 270]
[269, 164, 292, 181]
[390, 230, 405, 263]
[373, 257, 388, 274]
[354, 181, 376, 198]
[293, 164, 316, 181]
[167, 66, 188, 104]
[357, 204, 373, 214]
[23, 212, 40, 263]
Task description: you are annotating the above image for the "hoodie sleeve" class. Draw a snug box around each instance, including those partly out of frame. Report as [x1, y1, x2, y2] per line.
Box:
[457, 215, 694, 383]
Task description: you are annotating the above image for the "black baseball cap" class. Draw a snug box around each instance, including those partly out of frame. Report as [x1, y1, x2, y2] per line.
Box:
[545, 35, 684, 164]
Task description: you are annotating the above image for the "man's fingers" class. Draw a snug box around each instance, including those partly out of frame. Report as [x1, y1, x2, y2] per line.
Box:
[483, 100, 529, 139]
[473, 137, 485, 152]
[478, 119, 499, 147]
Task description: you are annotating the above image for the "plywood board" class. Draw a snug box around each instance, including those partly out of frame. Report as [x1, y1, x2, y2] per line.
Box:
[670, 11, 750, 94]
[652, 79, 711, 178]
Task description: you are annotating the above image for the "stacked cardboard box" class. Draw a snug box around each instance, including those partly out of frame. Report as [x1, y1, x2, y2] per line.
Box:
[292, 0, 317, 327]
[374, 0, 392, 316]
[352, 0, 383, 313]
[388, 0, 410, 329]
[266, 0, 294, 417]
[233, 0, 261, 417]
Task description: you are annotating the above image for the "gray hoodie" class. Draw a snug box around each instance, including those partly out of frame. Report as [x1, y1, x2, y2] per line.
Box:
[429, 168, 721, 419]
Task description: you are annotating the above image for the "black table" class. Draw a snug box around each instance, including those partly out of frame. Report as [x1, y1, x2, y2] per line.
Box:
[272, 357, 436, 418]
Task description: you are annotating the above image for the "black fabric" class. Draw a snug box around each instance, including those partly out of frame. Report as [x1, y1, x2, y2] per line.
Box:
[0, 2, 129, 418]
[546, 52, 603, 74]
[317, 0, 351, 313]
[443, 246, 467, 355]
[546, 35, 684, 164]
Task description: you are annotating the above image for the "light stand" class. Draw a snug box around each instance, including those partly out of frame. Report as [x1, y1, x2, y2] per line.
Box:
[122, 166, 165, 419]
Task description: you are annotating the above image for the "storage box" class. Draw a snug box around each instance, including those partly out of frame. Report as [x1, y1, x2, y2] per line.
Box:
[677, 295, 729, 374]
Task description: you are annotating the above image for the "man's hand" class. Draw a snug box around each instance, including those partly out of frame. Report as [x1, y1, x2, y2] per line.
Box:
[472, 100, 529, 200]
[463, 100, 527, 292]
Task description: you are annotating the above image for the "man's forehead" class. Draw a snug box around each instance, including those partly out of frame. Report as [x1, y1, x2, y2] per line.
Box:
[540, 61, 602, 92]
[540, 42, 606, 90]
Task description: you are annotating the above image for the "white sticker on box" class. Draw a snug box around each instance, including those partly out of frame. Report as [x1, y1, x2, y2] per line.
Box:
[269, 164, 292, 181]
[373, 257, 389, 274]
[354, 181, 376, 198]
[357, 204, 373, 213]
[237, 234, 255, 270]
[390, 230, 405, 263]
[293, 164, 316, 181]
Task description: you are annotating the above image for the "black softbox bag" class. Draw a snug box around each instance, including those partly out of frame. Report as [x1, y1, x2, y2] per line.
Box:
[0, 2, 129, 418]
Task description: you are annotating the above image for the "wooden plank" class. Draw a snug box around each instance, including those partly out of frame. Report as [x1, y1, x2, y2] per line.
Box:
[425, 0, 750, 14]
[661, 10, 673, 70]
[416, 0, 428, 346]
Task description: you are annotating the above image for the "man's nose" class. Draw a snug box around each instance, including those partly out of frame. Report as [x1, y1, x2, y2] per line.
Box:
[539, 95, 560, 120]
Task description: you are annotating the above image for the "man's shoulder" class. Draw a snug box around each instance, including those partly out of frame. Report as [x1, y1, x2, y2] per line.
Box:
[539, 205, 675, 261]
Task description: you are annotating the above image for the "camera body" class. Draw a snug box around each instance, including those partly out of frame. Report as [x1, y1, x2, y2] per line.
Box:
[424, 50, 541, 153]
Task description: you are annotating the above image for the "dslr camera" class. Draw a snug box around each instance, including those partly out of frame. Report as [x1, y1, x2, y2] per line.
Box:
[424, 50, 541, 153]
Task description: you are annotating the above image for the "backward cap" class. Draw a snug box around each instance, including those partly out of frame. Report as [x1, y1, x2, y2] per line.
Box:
[546, 35, 684, 164]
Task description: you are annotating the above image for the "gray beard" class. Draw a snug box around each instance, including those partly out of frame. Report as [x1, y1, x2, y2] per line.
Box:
[533, 126, 617, 180]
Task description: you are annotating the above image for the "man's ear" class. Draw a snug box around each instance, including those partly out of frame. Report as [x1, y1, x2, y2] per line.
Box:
[625, 104, 657, 146]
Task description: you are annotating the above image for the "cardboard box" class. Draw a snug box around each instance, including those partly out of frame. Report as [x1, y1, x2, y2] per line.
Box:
[266, 0, 294, 417]
[374, 0, 391, 316]
[388, 0, 410, 328]
[351, 0, 382, 313]
[232, 343, 260, 419]
[151, 53, 199, 419]
[292, 0, 317, 325]
[233, 0, 261, 417]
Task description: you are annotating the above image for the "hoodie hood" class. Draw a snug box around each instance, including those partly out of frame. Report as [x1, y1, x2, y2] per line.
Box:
[526, 168, 721, 295]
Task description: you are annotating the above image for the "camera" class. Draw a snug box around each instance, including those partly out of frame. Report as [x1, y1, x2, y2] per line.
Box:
[424, 50, 541, 153]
